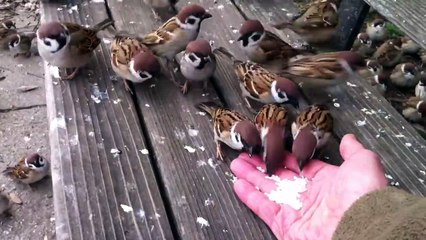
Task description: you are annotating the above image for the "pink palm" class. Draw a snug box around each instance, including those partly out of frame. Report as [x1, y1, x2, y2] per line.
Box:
[231, 134, 388, 240]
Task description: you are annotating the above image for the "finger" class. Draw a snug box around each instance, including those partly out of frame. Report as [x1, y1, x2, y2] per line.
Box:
[234, 179, 280, 227]
[339, 134, 366, 161]
[230, 157, 277, 192]
[239, 152, 300, 175]
[236, 153, 265, 167]
[301, 159, 338, 178]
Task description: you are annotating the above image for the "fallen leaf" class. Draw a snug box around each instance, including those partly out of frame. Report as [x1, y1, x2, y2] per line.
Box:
[9, 192, 23, 205]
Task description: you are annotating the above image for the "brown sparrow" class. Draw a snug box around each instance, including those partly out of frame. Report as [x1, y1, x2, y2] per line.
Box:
[37, 18, 114, 80]
[351, 32, 376, 58]
[402, 97, 426, 123]
[401, 36, 420, 55]
[0, 19, 17, 50]
[390, 63, 419, 88]
[142, 4, 212, 65]
[291, 104, 333, 171]
[179, 39, 216, 94]
[196, 102, 261, 161]
[255, 104, 288, 175]
[415, 72, 426, 100]
[8, 32, 36, 58]
[237, 20, 312, 67]
[419, 48, 426, 64]
[372, 38, 403, 68]
[359, 60, 387, 95]
[0, 191, 11, 215]
[111, 34, 161, 93]
[3, 153, 50, 184]
[366, 18, 387, 42]
[284, 51, 365, 79]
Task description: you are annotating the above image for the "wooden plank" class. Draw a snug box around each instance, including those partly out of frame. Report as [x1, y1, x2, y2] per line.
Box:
[107, 0, 276, 239]
[229, 0, 426, 195]
[40, 1, 174, 239]
[364, 0, 426, 49]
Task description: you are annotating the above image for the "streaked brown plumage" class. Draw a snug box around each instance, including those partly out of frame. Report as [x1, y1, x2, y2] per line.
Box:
[3, 153, 49, 184]
[8, 32, 36, 57]
[372, 38, 403, 68]
[291, 104, 333, 171]
[255, 104, 288, 175]
[196, 102, 261, 161]
[402, 97, 426, 122]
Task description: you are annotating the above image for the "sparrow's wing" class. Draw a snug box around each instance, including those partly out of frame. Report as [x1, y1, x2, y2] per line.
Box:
[111, 36, 147, 69]
[255, 104, 288, 128]
[64, 22, 101, 55]
[3, 157, 30, 180]
[142, 18, 179, 46]
[214, 108, 247, 138]
[297, 104, 333, 131]
[287, 52, 343, 78]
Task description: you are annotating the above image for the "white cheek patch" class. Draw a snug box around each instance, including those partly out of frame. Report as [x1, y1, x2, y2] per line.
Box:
[184, 53, 201, 67]
[129, 60, 153, 82]
[247, 32, 265, 48]
[230, 124, 244, 150]
[40, 37, 61, 52]
[271, 81, 289, 103]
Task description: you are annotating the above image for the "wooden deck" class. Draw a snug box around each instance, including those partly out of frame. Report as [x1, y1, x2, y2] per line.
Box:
[41, 0, 426, 239]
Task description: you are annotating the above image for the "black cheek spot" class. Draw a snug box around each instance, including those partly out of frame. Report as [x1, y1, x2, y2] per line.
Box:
[189, 54, 197, 62]
[251, 34, 261, 42]
[277, 92, 285, 99]
[187, 18, 196, 25]
[139, 73, 149, 79]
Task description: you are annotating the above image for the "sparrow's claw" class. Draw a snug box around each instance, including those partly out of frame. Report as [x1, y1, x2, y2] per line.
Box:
[216, 142, 225, 161]
[181, 81, 189, 95]
[244, 97, 257, 114]
[203, 80, 209, 92]
[60, 67, 79, 80]
[152, 9, 161, 22]
[124, 79, 134, 95]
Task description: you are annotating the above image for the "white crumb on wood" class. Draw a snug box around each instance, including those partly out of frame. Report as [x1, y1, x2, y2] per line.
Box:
[110, 148, 122, 157]
[188, 129, 199, 137]
[120, 204, 133, 213]
[225, 172, 237, 183]
[197, 160, 207, 167]
[88, 132, 95, 137]
[155, 213, 161, 218]
[50, 66, 61, 79]
[102, 38, 111, 44]
[196, 217, 210, 228]
[145, 104, 150, 107]
[384, 174, 393, 180]
[420, 170, 426, 175]
[184, 145, 196, 153]
[198, 146, 205, 151]
[256, 166, 266, 173]
[405, 142, 412, 147]
[217, 4, 224, 9]
[137, 209, 145, 219]
[113, 99, 121, 104]
[394, 134, 405, 138]
[140, 149, 149, 155]
[196, 111, 207, 116]
[355, 119, 366, 126]
[208, 158, 218, 169]
[333, 102, 340, 108]
[92, 0, 105, 2]
[419, 178, 425, 184]
[265, 176, 308, 210]
[346, 82, 357, 87]
[50, 116, 66, 130]
[204, 198, 215, 206]
[24, 136, 31, 142]
[91, 95, 101, 104]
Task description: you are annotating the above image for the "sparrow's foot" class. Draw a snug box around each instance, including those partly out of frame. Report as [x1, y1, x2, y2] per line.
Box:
[25, 51, 31, 58]
[202, 80, 209, 92]
[124, 79, 134, 95]
[60, 67, 79, 80]
[152, 9, 161, 22]
[216, 142, 225, 161]
[181, 81, 189, 95]
[244, 97, 257, 114]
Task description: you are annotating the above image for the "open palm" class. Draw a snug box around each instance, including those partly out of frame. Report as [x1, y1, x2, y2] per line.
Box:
[231, 134, 388, 240]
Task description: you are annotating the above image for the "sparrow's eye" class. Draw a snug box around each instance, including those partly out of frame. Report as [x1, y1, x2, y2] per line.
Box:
[251, 33, 261, 42]
[38, 157, 44, 164]
[277, 91, 285, 99]
[44, 40, 51, 46]
[188, 54, 197, 62]
[138, 71, 153, 80]
[186, 17, 196, 25]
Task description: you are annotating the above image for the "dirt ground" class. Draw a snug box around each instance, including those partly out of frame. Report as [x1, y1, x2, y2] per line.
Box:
[1, 1, 55, 239]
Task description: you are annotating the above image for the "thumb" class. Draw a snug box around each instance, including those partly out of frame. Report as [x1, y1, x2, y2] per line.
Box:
[339, 134, 367, 162]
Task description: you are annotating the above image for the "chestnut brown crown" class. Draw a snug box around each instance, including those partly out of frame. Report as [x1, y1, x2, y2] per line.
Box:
[37, 21, 66, 39]
[177, 4, 211, 22]
[239, 20, 264, 36]
[133, 51, 161, 74]
[186, 39, 212, 56]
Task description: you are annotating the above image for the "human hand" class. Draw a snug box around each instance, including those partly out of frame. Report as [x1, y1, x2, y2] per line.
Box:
[230, 134, 388, 240]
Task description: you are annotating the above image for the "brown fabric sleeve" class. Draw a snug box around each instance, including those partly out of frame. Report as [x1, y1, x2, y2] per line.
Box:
[333, 187, 426, 240]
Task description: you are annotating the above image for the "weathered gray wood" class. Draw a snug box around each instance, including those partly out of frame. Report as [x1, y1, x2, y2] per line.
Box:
[364, 0, 426, 49]
[41, 1, 173, 239]
[107, 0, 276, 239]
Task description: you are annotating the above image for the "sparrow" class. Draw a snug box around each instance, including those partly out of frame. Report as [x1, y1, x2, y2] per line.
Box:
[179, 39, 216, 94]
[273, 0, 339, 45]
[110, 34, 161, 93]
[0, 19, 17, 50]
[255, 104, 288, 175]
[37, 18, 114, 80]
[359, 60, 387, 95]
[142, 4, 212, 67]
[0, 192, 11, 215]
[366, 18, 387, 42]
[402, 97, 426, 123]
[196, 101, 262, 161]
[390, 62, 419, 88]
[237, 19, 313, 68]
[372, 38, 403, 68]
[284, 51, 365, 79]
[420, 48, 426, 65]
[415, 72, 426, 100]
[3, 153, 50, 184]
[291, 104, 333, 171]
[401, 36, 420, 55]
[214, 47, 302, 110]
[351, 32, 376, 58]
[8, 32, 37, 58]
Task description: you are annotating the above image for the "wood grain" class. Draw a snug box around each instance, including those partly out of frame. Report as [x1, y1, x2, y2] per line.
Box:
[41, 1, 173, 239]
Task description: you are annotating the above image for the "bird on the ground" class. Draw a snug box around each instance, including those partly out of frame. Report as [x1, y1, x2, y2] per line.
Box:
[351, 32, 376, 58]
[401, 36, 420, 55]
[0, 19, 17, 50]
[8, 32, 37, 58]
[390, 62, 419, 88]
[358, 60, 387, 95]
[366, 18, 387, 42]
[401, 97, 426, 123]
[372, 38, 403, 68]
[3, 153, 50, 184]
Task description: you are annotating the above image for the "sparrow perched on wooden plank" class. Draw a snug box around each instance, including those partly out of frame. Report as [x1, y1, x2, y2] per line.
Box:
[3, 153, 50, 184]
[415, 72, 426, 100]
[37, 18, 114, 80]
[0, 19, 17, 50]
[110, 34, 161, 93]
[284, 51, 365, 79]
[351, 32, 376, 58]
[179, 39, 216, 94]
[401, 36, 420, 55]
[142, 4, 212, 66]
[402, 97, 426, 123]
[214, 47, 302, 110]
[196, 102, 262, 161]
[366, 18, 387, 42]
[291, 104, 333, 171]
[390, 62, 419, 88]
[237, 20, 313, 68]
[255, 104, 288, 175]
[372, 38, 403, 68]
[8, 32, 36, 58]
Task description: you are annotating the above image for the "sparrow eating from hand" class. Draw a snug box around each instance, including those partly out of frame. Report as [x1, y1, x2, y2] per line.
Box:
[196, 102, 261, 161]
[142, 4, 212, 68]
[37, 18, 114, 80]
[255, 104, 288, 175]
[351, 32, 376, 58]
[8, 32, 37, 58]
[110, 34, 161, 93]
[366, 18, 387, 42]
[291, 104, 333, 171]
[372, 38, 403, 68]
[402, 97, 426, 123]
[237, 19, 312, 68]
[179, 39, 216, 94]
[390, 62, 419, 88]
[415, 72, 426, 100]
[0, 19, 17, 50]
[3, 153, 50, 184]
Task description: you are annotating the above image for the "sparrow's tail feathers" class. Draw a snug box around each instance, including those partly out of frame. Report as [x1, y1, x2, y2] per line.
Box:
[93, 18, 115, 32]
[195, 101, 222, 118]
[2, 167, 15, 176]
[213, 46, 238, 61]
[272, 21, 293, 30]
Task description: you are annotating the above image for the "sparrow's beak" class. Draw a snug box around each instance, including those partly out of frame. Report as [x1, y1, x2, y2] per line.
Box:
[243, 144, 261, 158]
[202, 12, 212, 19]
[292, 127, 317, 172]
[287, 97, 300, 109]
[237, 35, 244, 42]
